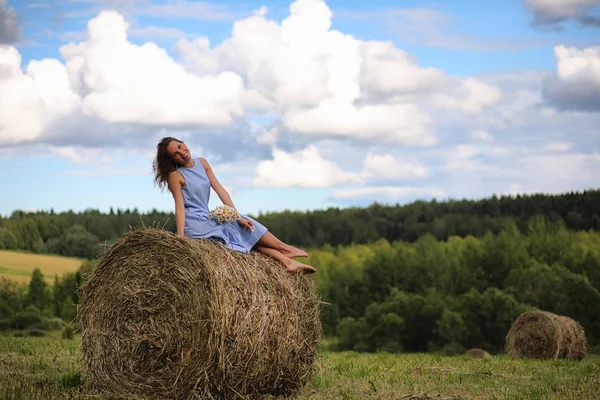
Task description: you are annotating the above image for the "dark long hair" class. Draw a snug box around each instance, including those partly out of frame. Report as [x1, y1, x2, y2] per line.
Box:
[153, 136, 183, 191]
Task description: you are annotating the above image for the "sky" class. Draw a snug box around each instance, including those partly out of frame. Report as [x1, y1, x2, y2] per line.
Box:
[0, 0, 599, 217]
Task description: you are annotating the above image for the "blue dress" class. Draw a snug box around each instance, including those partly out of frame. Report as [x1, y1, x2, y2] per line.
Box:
[177, 159, 268, 254]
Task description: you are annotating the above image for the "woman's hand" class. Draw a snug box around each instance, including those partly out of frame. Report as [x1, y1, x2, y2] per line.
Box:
[238, 218, 255, 231]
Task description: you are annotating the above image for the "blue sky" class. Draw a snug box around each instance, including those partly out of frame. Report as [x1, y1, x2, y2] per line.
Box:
[0, 0, 599, 217]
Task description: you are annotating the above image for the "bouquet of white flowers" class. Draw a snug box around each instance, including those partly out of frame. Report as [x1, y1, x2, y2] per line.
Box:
[209, 205, 241, 224]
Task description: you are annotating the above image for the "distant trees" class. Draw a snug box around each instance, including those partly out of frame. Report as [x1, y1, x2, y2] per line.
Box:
[26, 269, 49, 311]
[0, 190, 598, 258]
[47, 225, 100, 259]
[0, 264, 93, 333]
[0, 228, 17, 250]
[309, 220, 600, 354]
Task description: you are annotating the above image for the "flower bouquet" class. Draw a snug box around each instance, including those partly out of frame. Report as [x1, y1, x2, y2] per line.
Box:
[209, 205, 241, 224]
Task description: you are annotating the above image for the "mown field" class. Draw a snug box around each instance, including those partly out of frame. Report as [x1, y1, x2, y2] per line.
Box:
[1, 335, 598, 400]
[0, 250, 83, 284]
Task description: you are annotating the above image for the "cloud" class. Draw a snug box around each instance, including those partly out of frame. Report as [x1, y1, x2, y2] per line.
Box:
[330, 186, 445, 203]
[545, 141, 574, 151]
[523, 0, 600, 30]
[361, 153, 429, 180]
[60, 11, 244, 127]
[49, 145, 84, 164]
[430, 135, 600, 202]
[253, 145, 361, 188]
[49, 145, 121, 165]
[444, 144, 485, 172]
[252, 144, 430, 189]
[359, 40, 446, 99]
[503, 152, 600, 196]
[174, 0, 443, 146]
[0, 0, 19, 44]
[542, 45, 600, 112]
[433, 78, 502, 114]
[0, 46, 80, 145]
[281, 101, 437, 145]
[470, 130, 494, 142]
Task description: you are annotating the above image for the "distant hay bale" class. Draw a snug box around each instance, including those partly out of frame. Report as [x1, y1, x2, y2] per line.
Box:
[505, 310, 587, 360]
[79, 227, 322, 399]
[466, 348, 491, 359]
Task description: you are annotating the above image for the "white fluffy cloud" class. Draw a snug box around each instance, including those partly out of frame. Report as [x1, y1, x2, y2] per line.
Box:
[174, 0, 453, 145]
[359, 40, 446, 98]
[542, 45, 600, 111]
[0, 46, 80, 144]
[433, 78, 502, 113]
[361, 153, 428, 180]
[281, 101, 437, 145]
[444, 144, 483, 172]
[61, 11, 244, 126]
[253, 146, 430, 188]
[253, 145, 361, 188]
[1, 0, 509, 150]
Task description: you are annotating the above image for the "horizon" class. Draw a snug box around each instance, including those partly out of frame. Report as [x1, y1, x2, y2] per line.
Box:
[1, 0, 599, 217]
[2, 186, 598, 219]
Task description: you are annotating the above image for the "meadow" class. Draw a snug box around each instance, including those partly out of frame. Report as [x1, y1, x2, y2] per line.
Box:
[0, 335, 598, 400]
[0, 250, 82, 284]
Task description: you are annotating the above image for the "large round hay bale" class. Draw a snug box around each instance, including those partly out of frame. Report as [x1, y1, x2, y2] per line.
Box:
[79, 227, 322, 399]
[466, 348, 491, 359]
[505, 310, 587, 360]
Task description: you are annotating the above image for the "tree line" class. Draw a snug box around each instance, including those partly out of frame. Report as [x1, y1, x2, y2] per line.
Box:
[0, 261, 94, 335]
[1, 190, 599, 257]
[309, 217, 600, 354]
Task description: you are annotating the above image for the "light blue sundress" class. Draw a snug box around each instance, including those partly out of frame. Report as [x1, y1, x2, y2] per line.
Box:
[177, 159, 268, 254]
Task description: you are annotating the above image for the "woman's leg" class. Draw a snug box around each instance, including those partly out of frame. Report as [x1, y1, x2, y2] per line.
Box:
[255, 245, 316, 274]
[255, 231, 308, 258]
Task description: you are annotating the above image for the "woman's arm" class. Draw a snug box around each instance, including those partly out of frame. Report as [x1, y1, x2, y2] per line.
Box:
[200, 157, 254, 230]
[200, 158, 236, 210]
[167, 171, 186, 238]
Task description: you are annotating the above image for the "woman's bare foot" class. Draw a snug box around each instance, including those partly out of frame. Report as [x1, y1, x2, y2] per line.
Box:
[281, 245, 308, 259]
[284, 258, 316, 274]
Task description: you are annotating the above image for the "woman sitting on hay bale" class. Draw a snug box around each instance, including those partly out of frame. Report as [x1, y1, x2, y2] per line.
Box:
[153, 136, 316, 274]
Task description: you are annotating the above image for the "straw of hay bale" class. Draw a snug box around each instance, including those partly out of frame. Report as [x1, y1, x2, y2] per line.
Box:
[466, 348, 491, 359]
[79, 227, 322, 399]
[505, 310, 586, 360]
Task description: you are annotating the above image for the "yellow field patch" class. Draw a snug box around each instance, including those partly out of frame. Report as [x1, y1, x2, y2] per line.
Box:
[0, 274, 33, 285]
[0, 250, 83, 284]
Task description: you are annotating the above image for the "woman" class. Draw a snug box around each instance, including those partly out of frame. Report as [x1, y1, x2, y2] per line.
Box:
[153, 137, 316, 274]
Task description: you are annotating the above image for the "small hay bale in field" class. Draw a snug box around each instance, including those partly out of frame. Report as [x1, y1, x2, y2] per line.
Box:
[505, 310, 587, 360]
[79, 227, 322, 399]
[466, 348, 491, 359]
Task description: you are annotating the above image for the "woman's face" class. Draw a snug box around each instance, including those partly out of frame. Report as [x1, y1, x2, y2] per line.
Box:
[166, 141, 191, 164]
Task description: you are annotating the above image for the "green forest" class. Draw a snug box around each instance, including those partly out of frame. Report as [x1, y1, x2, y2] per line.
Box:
[1, 189, 599, 354]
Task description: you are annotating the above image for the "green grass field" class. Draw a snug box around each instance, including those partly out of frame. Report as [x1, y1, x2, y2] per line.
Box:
[1, 335, 598, 400]
[0, 250, 83, 284]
